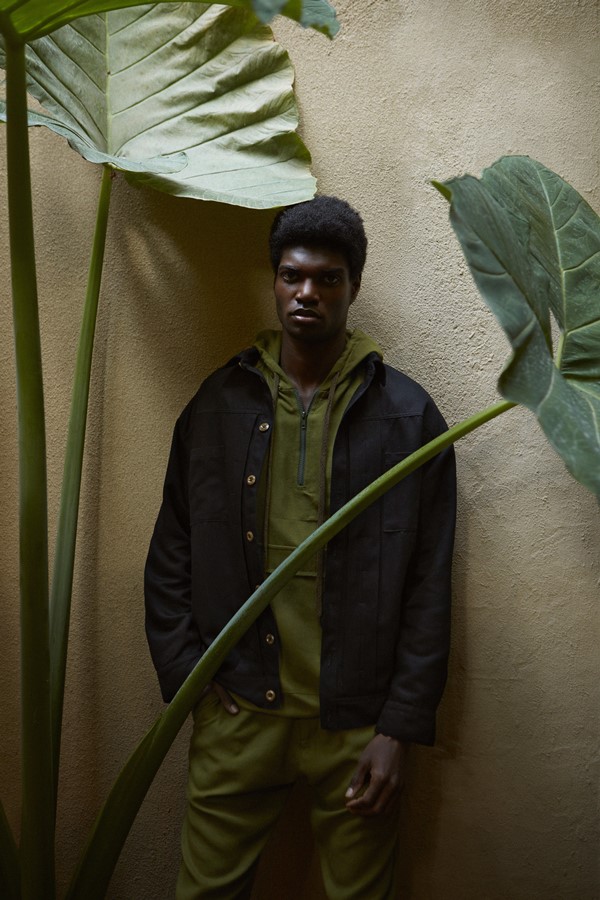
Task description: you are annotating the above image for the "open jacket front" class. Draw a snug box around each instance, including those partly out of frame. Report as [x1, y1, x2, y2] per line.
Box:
[145, 347, 456, 745]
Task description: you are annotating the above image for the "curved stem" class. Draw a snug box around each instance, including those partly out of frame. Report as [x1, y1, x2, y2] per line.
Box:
[67, 398, 515, 900]
[50, 165, 113, 804]
[0, 799, 19, 900]
[6, 37, 55, 899]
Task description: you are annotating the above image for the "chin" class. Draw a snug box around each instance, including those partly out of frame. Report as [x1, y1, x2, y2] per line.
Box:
[286, 328, 318, 340]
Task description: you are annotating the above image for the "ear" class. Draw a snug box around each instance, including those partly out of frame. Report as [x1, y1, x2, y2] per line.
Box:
[350, 275, 361, 303]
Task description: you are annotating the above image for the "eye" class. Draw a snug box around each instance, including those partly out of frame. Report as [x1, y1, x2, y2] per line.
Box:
[322, 272, 341, 286]
[279, 269, 298, 283]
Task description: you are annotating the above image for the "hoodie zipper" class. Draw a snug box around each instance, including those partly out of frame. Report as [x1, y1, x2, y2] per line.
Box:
[296, 391, 316, 486]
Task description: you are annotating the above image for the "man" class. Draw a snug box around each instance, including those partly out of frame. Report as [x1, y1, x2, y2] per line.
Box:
[145, 196, 456, 899]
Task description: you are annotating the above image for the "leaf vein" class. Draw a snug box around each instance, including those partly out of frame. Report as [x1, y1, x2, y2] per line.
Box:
[69, 21, 104, 55]
[535, 163, 568, 339]
[582, 393, 600, 446]
[26, 43, 106, 146]
[560, 247, 600, 274]
[109, 5, 155, 37]
[554, 197, 584, 233]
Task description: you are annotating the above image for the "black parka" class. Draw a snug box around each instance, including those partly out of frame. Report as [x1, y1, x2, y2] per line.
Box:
[145, 347, 456, 745]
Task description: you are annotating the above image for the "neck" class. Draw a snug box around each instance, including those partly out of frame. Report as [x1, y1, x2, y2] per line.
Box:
[280, 332, 346, 407]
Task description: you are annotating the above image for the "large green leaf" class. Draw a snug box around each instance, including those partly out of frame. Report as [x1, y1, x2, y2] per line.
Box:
[0, 0, 338, 43]
[0, 4, 317, 207]
[437, 156, 600, 496]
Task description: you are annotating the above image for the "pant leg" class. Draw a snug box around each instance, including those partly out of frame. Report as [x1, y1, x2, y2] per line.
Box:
[301, 722, 400, 900]
[176, 695, 296, 900]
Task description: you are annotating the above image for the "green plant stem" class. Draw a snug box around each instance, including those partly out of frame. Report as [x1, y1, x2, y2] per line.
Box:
[0, 799, 19, 900]
[50, 165, 113, 803]
[66, 397, 515, 900]
[5, 37, 55, 899]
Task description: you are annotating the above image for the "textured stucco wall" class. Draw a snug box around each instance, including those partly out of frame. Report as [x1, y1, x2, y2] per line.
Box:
[1, 1, 599, 898]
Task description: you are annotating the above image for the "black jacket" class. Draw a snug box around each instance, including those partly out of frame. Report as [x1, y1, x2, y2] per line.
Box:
[145, 348, 456, 745]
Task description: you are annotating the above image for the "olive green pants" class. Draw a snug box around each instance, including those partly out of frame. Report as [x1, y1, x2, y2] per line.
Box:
[176, 693, 399, 900]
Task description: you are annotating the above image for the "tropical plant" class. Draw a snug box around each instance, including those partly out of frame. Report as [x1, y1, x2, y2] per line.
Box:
[0, 2, 338, 898]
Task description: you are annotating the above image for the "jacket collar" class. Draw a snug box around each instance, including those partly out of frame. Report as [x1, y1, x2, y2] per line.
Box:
[229, 345, 386, 385]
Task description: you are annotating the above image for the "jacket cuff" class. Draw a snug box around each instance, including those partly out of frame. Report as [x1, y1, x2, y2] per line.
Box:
[157, 652, 202, 703]
[375, 699, 436, 745]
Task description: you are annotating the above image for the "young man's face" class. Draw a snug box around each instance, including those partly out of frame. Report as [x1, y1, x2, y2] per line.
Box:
[274, 245, 361, 347]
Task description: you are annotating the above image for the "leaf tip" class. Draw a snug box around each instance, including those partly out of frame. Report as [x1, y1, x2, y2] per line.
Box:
[432, 180, 452, 202]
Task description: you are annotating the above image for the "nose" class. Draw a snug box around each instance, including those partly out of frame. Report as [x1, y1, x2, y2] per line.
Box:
[296, 278, 318, 303]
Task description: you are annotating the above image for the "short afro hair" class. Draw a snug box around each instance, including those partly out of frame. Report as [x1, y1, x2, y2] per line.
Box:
[269, 195, 367, 280]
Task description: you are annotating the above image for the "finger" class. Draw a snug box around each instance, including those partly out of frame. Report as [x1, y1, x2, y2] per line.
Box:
[345, 762, 369, 801]
[212, 682, 239, 714]
[346, 780, 381, 813]
[346, 776, 397, 816]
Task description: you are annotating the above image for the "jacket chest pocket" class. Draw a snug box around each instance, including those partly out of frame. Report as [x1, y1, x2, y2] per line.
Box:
[189, 446, 228, 524]
[382, 451, 421, 533]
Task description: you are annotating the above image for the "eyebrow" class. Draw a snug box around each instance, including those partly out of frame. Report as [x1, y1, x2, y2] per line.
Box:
[278, 264, 345, 275]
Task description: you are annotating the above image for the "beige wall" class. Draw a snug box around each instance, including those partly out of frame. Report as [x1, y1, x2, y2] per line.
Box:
[1, 0, 599, 897]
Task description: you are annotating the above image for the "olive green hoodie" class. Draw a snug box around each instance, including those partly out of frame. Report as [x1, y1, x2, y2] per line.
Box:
[249, 328, 382, 716]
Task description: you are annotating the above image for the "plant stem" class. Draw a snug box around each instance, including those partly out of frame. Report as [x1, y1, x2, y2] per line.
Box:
[50, 165, 113, 803]
[5, 37, 55, 899]
[0, 799, 19, 900]
[67, 397, 515, 900]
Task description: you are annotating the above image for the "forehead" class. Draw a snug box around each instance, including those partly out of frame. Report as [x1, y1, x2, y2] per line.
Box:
[278, 245, 349, 273]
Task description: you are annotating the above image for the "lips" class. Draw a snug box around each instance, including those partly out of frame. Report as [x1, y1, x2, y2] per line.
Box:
[290, 307, 321, 319]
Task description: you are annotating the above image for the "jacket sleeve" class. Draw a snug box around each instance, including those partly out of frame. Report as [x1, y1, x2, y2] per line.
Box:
[376, 417, 457, 745]
[144, 408, 202, 702]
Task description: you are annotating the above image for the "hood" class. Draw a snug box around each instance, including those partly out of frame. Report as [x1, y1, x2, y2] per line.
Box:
[253, 328, 382, 387]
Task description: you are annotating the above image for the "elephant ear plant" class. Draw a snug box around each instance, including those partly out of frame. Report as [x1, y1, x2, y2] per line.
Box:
[0, 1, 338, 898]
[1, 4, 599, 897]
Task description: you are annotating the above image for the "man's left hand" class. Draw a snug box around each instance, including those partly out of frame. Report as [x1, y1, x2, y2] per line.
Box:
[344, 734, 409, 817]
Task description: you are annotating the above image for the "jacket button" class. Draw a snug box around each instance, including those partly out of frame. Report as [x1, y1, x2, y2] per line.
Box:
[265, 689, 276, 702]
[258, 422, 270, 432]
[246, 531, 254, 542]
[265, 633, 275, 645]
[246, 474, 256, 485]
